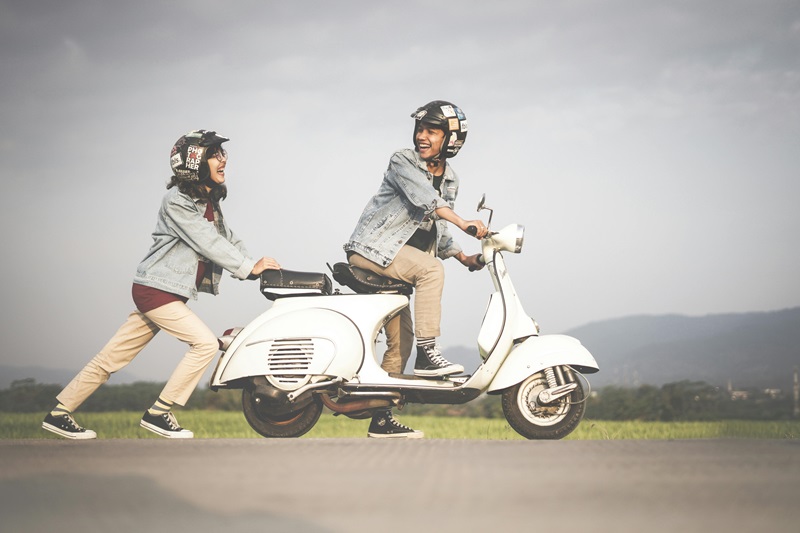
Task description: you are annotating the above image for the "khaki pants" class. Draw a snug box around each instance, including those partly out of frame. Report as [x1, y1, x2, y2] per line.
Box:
[349, 246, 444, 374]
[57, 301, 219, 411]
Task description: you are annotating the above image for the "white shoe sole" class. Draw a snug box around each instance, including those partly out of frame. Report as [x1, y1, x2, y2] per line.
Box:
[42, 422, 97, 440]
[413, 365, 464, 377]
[140, 420, 194, 439]
[368, 431, 424, 439]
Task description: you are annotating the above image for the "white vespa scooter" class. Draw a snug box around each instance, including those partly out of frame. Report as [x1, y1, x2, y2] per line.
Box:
[209, 196, 599, 439]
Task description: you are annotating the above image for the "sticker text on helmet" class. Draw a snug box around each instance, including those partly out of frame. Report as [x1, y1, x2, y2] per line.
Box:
[440, 105, 456, 117]
[170, 153, 183, 169]
[448, 118, 460, 131]
[460, 120, 468, 132]
[186, 145, 203, 170]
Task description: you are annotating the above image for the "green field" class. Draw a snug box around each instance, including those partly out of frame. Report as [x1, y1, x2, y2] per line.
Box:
[4, 411, 800, 440]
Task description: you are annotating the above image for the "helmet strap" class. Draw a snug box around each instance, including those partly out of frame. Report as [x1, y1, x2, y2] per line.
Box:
[426, 158, 446, 175]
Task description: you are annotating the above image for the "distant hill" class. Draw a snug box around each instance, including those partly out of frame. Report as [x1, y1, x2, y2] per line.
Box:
[442, 307, 800, 390]
[565, 308, 800, 389]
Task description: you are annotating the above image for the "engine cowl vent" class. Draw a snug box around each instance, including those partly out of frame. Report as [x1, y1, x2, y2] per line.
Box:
[261, 337, 336, 390]
[267, 338, 315, 373]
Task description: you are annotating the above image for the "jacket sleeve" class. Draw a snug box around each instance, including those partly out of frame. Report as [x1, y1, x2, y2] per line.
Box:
[221, 217, 251, 258]
[436, 221, 463, 259]
[162, 195, 256, 280]
[384, 151, 450, 215]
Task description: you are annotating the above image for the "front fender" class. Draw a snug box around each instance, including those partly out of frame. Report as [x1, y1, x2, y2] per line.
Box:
[488, 334, 599, 393]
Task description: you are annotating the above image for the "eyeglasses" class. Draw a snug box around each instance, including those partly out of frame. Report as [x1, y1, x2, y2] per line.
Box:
[206, 146, 228, 161]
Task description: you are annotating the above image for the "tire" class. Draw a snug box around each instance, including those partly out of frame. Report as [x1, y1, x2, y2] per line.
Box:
[241, 388, 323, 438]
[501, 370, 586, 440]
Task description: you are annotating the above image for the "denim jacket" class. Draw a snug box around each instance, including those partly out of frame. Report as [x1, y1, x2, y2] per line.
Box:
[344, 149, 463, 267]
[133, 187, 256, 299]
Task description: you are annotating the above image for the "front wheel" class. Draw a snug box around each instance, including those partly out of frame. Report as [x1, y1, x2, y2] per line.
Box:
[242, 388, 323, 438]
[502, 371, 586, 440]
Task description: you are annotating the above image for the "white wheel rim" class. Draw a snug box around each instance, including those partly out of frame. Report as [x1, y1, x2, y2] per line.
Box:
[517, 374, 571, 427]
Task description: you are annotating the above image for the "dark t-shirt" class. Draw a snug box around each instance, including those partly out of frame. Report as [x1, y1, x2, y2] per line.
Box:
[406, 174, 443, 252]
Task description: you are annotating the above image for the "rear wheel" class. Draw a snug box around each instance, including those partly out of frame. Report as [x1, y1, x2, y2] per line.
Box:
[242, 388, 323, 438]
[502, 371, 586, 440]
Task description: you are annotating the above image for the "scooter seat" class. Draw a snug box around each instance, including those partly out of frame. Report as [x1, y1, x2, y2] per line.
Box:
[329, 262, 413, 295]
[260, 269, 333, 301]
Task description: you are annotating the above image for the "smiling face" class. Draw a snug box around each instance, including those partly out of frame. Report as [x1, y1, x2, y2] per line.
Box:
[205, 145, 227, 186]
[415, 126, 446, 161]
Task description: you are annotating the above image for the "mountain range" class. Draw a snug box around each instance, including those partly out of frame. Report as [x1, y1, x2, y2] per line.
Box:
[444, 307, 800, 390]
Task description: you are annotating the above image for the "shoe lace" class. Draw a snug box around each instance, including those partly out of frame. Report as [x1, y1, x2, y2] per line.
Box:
[163, 412, 181, 431]
[386, 413, 413, 431]
[63, 414, 83, 430]
[427, 346, 454, 367]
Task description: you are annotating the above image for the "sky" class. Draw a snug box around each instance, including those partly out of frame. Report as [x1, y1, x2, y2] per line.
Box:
[1, 0, 799, 382]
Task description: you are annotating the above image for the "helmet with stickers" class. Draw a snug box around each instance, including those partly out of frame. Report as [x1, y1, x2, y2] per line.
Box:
[169, 129, 229, 181]
[410, 100, 468, 159]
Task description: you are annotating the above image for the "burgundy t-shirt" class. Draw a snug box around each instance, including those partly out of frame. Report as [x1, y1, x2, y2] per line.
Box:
[132, 201, 214, 313]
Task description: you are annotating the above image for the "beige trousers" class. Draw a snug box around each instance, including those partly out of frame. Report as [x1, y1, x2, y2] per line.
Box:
[349, 245, 444, 374]
[57, 301, 219, 411]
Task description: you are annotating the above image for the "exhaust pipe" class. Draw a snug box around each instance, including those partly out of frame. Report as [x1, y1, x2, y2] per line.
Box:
[319, 393, 396, 414]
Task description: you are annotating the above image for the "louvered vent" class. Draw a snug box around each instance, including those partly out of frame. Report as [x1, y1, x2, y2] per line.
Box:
[267, 338, 315, 385]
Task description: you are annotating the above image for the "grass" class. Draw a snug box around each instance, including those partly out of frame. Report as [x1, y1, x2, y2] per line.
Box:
[3, 411, 800, 440]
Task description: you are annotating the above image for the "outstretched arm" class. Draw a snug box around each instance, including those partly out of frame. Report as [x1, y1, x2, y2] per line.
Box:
[434, 206, 488, 239]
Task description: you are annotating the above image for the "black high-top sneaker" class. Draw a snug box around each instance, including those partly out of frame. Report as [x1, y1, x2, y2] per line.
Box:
[42, 413, 97, 440]
[140, 411, 194, 439]
[368, 410, 423, 439]
[413, 344, 464, 377]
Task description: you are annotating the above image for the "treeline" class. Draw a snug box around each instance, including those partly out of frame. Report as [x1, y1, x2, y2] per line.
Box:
[1, 378, 796, 421]
[0, 379, 241, 413]
[587, 380, 796, 421]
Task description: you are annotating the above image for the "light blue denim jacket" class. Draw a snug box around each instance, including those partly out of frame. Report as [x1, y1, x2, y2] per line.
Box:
[133, 187, 256, 299]
[344, 148, 463, 267]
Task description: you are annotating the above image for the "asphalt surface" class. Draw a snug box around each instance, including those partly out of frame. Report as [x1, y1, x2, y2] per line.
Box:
[1, 438, 799, 533]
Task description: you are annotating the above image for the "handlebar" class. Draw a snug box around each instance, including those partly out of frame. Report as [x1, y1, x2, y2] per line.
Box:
[466, 225, 486, 271]
[469, 254, 485, 272]
[467, 225, 498, 238]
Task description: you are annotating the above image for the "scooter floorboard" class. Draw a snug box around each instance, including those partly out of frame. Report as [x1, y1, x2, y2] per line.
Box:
[387, 373, 471, 384]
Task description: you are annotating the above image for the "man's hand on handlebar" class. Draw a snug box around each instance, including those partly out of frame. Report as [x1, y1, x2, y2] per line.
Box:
[433, 206, 488, 239]
[462, 219, 488, 239]
[456, 252, 485, 271]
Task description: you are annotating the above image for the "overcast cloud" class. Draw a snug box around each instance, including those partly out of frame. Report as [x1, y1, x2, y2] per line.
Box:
[1, 0, 798, 381]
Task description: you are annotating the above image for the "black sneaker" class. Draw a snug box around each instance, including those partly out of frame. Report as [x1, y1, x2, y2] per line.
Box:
[413, 344, 464, 377]
[140, 411, 193, 439]
[368, 410, 423, 439]
[42, 413, 97, 440]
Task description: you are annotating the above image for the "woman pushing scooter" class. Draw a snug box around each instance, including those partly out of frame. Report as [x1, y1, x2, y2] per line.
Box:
[43, 130, 281, 440]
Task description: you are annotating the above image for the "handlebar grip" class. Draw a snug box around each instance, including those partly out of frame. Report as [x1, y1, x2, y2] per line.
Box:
[467, 225, 477, 236]
[469, 254, 485, 272]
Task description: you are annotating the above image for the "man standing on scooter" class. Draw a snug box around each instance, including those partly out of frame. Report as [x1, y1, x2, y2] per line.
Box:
[345, 101, 488, 438]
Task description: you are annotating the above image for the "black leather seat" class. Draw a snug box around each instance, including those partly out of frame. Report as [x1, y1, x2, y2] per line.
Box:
[329, 262, 413, 295]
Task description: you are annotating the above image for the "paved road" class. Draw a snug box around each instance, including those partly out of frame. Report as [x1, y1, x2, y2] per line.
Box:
[1, 438, 798, 532]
